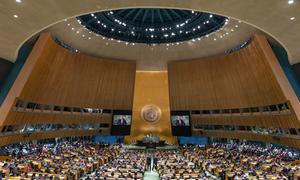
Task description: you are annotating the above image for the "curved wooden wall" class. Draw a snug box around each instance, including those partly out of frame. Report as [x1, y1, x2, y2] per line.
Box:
[19, 34, 136, 110]
[168, 35, 286, 110]
[0, 32, 136, 144]
[169, 34, 300, 147]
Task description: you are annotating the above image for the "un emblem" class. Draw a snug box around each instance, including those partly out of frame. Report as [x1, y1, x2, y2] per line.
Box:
[141, 104, 161, 123]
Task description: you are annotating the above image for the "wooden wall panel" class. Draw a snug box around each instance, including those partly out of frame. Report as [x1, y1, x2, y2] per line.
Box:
[193, 130, 300, 149]
[3, 112, 112, 125]
[168, 35, 287, 110]
[125, 71, 177, 144]
[169, 34, 300, 146]
[0, 33, 53, 126]
[192, 114, 300, 128]
[18, 33, 136, 110]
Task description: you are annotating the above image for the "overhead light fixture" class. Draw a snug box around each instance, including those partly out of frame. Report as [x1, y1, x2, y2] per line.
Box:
[16, 0, 22, 3]
[13, 14, 18, 18]
[288, 0, 294, 4]
[290, 17, 295, 20]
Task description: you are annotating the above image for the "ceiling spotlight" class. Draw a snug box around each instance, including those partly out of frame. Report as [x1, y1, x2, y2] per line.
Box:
[76, 31, 79, 34]
[67, 24, 70, 26]
[290, 17, 295, 20]
[82, 34, 85, 37]
[214, 38, 217, 41]
[71, 28, 74, 30]
[91, 13, 94, 17]
[16, 0, 22, 3]
[209, 14, 213, 18]
[231, 29, 234, 32]
[235, 25, 239, 28]
[288, 0, 294, 4]
[88, 37, 91, 40]
[13, 14, 18, 18]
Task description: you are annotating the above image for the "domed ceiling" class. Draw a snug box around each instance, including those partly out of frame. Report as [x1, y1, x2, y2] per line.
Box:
[76, 8, 226, 44]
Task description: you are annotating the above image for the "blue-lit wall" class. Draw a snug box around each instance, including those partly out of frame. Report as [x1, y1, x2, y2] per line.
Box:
[272, 46, 300, 100]
[178, 136, 209, 145]
[0, 42, 35, 105]
[92, 136, 123, 144]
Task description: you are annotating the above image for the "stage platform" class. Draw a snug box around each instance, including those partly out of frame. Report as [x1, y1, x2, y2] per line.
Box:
[123, 144, 178, 150]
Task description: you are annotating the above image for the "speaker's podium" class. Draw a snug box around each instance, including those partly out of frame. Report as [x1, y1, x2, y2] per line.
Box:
[136, 134, 166, 148]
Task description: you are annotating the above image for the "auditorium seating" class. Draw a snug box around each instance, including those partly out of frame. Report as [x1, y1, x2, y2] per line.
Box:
[182, 143, 300, 179]
[156, 150, 214, 179]
[89, 149, 146, 179]
[0, 138, 299, 179]
[0, 139, 120, 179]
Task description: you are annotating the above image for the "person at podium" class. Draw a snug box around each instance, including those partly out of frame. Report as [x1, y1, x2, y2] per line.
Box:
[175, 116, 186, 126]
[116, 115, 127, 125]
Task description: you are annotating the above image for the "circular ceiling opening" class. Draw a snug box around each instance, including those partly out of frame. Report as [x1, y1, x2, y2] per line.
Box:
[77, 8, 227, 44]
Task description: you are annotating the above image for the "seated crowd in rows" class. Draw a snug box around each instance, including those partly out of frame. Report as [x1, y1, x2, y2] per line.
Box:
[182, 142, 300, 180]
[88, 150, 146, 179]
[0, 138, 299, 180]
[156, 150, 215, 179]
[0, 139, 120, 179]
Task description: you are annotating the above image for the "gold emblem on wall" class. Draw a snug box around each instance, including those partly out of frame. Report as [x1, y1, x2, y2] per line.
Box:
[141, 104, 161, 123]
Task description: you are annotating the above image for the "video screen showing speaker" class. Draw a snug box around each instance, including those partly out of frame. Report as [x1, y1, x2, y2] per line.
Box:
[111, 110, 132, 135]
[171, 111, 191, 136]
[171, 115, 190, 126]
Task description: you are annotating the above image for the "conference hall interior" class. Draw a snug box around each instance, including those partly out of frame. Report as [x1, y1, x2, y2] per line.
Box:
[0, 0, 300, 179]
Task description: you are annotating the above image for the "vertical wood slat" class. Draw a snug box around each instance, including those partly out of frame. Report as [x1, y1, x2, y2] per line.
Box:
[18, 33, 136, 110]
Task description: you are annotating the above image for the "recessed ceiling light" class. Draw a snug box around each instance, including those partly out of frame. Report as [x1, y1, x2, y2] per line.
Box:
[214, 38, 217, 41]
[76, 31, 79, 34]
[288, 0, 294, 4]
[16, 0, 22, 3]
[67, 24, 70, 26]
[235, 25, 239, 28]
[290, 17, 295, 20]
[13, 14, 18, 18]
[88, 37, 91, 40]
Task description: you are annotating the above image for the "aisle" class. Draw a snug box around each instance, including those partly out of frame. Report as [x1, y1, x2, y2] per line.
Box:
[143, 171, 159, 180]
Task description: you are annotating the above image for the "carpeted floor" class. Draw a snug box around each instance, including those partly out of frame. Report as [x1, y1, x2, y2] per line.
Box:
[143, 171, 159, 180]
